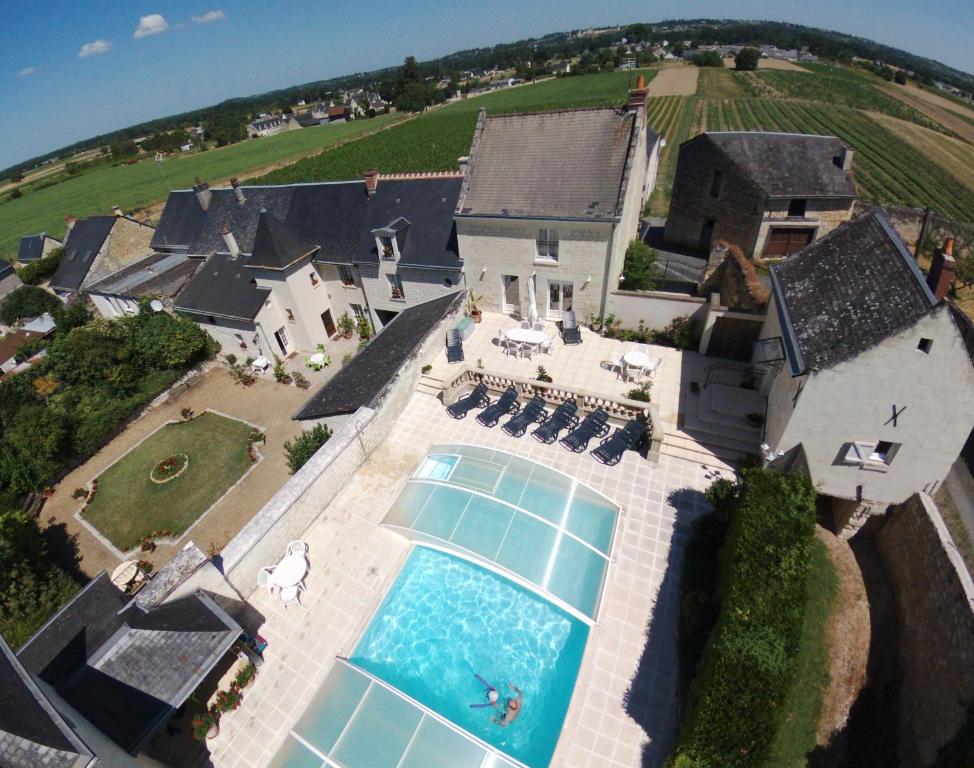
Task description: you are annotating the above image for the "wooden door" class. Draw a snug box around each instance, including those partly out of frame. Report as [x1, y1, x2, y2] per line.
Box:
[764, 227, 815, 257]
[321, 309, 336, 337]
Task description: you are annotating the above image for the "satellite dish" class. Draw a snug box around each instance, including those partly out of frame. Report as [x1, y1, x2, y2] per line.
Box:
[149, 299, 164, 312]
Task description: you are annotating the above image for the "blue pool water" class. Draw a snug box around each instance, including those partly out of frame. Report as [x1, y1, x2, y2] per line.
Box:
[350, 547, 589, 768]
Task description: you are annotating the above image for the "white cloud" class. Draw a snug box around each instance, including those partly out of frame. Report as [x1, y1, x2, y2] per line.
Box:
[17, 67, 37, 77]
[79, 39, 111, 58]
[192, 10, 226, 24]
[134, 14, 169, 38]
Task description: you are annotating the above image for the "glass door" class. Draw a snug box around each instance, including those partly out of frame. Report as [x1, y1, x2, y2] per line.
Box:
[501, 275, 519, 313]
[546, 280, 574, 318]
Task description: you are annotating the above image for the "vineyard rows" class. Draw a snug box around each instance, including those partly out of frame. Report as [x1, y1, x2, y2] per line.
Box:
[645, 95, 695, 216]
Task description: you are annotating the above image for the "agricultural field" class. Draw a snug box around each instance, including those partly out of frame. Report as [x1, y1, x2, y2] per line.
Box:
[0, 114, 402, 258]
[256, 70, 651, 185]
[645, 96, 695, 216]
[697, 68, 745, 97]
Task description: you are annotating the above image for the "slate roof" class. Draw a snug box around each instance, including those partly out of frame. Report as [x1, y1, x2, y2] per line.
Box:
[0, 637, 94, 768]
[294, 292, 462, 420]
[49, 216, 117, 292]
[152, 177, 462, 272]
[86, 251, 201, 299]
[248, 211, 320, 269]
[174, 251, 270, 321]
[18, 573, 239, 756]
[293, 112, 321, 127]
[17, 233, 59, 263]
[771, 210, 936, 374]
[456, 107, 642, 220]
[705, 132, 857, 198]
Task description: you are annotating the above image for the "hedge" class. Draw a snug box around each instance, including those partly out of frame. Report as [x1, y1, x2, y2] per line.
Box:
[671, 468, 817, 768]
[16, 247, 63, 285]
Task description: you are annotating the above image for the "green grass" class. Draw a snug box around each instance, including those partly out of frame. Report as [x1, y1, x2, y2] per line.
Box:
[82, 412, 254, 550]
[646, 95, 695, 216]
[256, 70, 649, 185]
[0, 114, 401, 259]
[765, 537, 838, 766]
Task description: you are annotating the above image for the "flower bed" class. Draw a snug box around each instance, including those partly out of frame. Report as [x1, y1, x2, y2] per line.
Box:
[149, 453, 189, 484]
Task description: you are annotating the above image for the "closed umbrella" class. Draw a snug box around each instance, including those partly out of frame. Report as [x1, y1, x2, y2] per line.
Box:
[527, 273, 538, 324]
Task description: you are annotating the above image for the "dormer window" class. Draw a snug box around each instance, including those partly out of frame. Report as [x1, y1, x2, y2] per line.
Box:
[387, 274, 405, 300]
[309, 271, 319, 287]
[380, 237, 395, 260]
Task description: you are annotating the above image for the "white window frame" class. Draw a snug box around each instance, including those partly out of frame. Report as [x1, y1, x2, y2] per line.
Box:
[536, 228, 559, 262]
[338, 265, 355, 287]
[349, 303, 367, 322]
[387, 273, 405, 300]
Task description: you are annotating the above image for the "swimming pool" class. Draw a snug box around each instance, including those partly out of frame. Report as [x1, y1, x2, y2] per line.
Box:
[382, 444, 620, 621]
[269, 547, 589, 768]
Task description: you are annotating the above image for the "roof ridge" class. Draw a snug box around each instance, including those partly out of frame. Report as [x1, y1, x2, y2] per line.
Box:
[377, 171, 464, 179]
[484, 105, 627, 118]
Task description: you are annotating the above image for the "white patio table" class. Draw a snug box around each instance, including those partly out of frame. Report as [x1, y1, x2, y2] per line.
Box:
[623, 350, 661, 381]
[309, 352, 327, 367]
[270, 554, 308, 590]
[505, 327, 546, 346]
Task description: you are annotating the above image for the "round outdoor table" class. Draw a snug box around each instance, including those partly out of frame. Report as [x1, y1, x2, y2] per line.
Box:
[309, 352, 326, 367]
[623, 351, 652, 369]
[111, 561, 139, 588]
[252, 356, 271, 371]
[271, 555, 308, 589]
[505, 327, 547, 345]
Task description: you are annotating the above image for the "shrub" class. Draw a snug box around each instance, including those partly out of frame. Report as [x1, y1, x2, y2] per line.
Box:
[421, 364, 432, 374]
[692, 50, 724, 68]
[626, 381, 652, 402]
[357, 314, 373, 340]
[619, 240, 660, 291]
[669, 469, 817, 768]
[536, 366, 553, 383]
[735, 47, 760, 71]
[0, 286, 61, 325]
[653, 315, 695, 350]
[16, 247, 63, 285]
[283, 424, 332, 473]
[338, 312, 355, 336]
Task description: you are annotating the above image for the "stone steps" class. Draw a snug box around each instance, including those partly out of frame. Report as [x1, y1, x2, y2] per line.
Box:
[659, 434, 748, 471]
[415, 373, 444, 398]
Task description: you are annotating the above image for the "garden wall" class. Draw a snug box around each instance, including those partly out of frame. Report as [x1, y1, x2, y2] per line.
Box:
[874, 492, 974, 767]
[607, 289, 707, 330]
[157, 295, 464, 611]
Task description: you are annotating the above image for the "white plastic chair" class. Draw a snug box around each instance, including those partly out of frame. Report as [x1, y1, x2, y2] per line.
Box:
[519, 342, 533, 360]
[540, 335, 555, 355]
[648, 357, 663, 378]
[286, 540, 308, 558]
[608, 353, 625, 378]
[634, 343, 649, 356]
[257, 566, 275, 591]
[280, 584, 301, 609]
[520, 320, 530, 329]
[533, 320, 544, 331]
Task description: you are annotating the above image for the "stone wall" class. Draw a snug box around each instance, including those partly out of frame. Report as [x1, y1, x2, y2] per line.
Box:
[855, 201, 924, 252]
[607, 289, 708, 332]
[874, 492, 974, 767]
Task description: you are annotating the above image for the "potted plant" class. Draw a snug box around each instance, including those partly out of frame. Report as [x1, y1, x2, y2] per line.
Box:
[191, 709, 220, 741]
[337, 312, 355, 339]
[536, 366, 553, 383]
[467, 292, 483, 323]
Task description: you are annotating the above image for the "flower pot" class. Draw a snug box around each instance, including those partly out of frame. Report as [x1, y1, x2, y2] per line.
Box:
[470, 310, 482, 324]
[207, 722, 220, 740]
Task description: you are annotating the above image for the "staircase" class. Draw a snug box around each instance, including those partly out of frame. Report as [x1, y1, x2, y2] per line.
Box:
[415, 372, 445, 398]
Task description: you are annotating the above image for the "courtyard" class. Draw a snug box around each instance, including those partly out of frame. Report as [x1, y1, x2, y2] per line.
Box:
[80, 411, 257, 553]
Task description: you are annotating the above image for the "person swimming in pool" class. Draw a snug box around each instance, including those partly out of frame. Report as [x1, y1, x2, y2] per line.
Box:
[470, 673, 500, 709]
[491, 683, 523, 727]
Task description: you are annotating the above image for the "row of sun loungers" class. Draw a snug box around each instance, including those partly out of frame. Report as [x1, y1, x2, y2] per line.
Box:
[447, 385, 646, 465]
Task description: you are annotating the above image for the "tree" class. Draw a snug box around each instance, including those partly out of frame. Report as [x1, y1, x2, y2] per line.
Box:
[0, 286, 61, 325]
[894, 70, 908, 85]
[395, 81, 433, 113]
[692, 50, 724, 68]
[283, 424, 332, 473]
[620, 240, 660, 291]
[16, 247, 63, 285]
[735, 47, 760, 71]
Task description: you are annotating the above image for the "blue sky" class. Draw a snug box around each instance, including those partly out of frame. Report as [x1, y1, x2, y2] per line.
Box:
[2, 0, 972, 170]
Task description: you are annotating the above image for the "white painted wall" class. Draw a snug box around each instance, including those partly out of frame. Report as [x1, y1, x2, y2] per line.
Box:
[764, 303, 974, 504]
[606, 290, 707, 330]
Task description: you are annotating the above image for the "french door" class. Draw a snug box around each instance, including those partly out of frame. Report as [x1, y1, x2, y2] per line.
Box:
[547, 280, 574, 318]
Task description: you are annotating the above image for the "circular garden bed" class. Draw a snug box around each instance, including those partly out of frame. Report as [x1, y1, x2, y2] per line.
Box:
[149, 453, 189, 484]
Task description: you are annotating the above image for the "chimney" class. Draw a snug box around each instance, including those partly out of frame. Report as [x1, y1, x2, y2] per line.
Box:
[457, 156, 470, 176]
[222, 225, 240, 259]
[230, 177, 246, 206]
[839, 146, 854, 171]
[111, 205, 123, 217]
[926, 237, 956, 301]
[364, 168, 379, 197]
[626, 74, 649, 113]
[64, 215, 77, 232]
[193, 176, 211, 211]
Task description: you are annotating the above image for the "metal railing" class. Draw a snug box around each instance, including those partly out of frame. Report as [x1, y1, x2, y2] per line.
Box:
[654, 257, 706, 285]
[703, 362, 768, 390]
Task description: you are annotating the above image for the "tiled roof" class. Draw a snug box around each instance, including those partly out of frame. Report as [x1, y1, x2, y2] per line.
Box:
[0, 637, 94, 768]
[86, 251, 201, 299]
[294, 292, 462, 420]
[49, 217, 116, 292]
[456, 107, 640, 220]
[247, 211, 319, 270]
[17, 573, 239, 756]
[17, 233, 59, 263]
[772, 211, 935, 374]
[705, 132, 857, 198]
[174, 251, 270, 321]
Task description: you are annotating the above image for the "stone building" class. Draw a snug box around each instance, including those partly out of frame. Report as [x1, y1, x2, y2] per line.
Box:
[757, 211, 974, 529]
[16, 231, 62, 263]
[664, 132, 857, 259]
[48, 214, 156, 300]
[455, 79, 661, 322]
[152, 174, 462, 356]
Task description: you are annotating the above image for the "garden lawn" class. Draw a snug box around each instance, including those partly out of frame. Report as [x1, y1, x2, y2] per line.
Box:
[81, 412, 254, 550]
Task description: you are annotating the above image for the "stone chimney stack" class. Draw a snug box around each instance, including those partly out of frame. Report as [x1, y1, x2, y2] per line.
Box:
[64, 215, 77, 232]
[626, 74, 649, 113]
[364, 168, 379, 197]
[222, 224, 240, 259]
[230, 177, 246, 206]
[111, 205, 123, 217]
[927, 237, 956, 301]
[193, 176, 211, 211]
[839, 146, 854, 171]
[457, 156, 470, 176]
